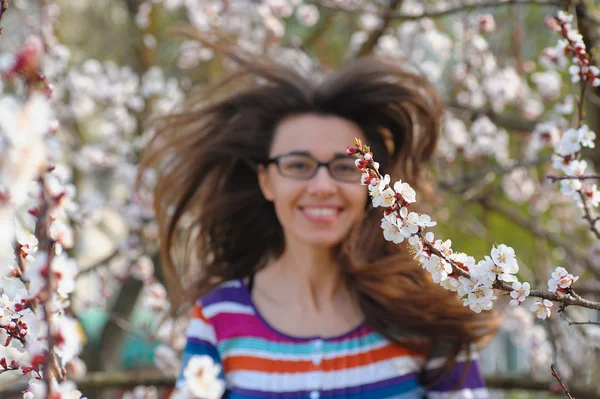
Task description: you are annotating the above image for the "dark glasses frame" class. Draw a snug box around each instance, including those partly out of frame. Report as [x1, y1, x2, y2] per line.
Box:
[265, 152, 360, 183]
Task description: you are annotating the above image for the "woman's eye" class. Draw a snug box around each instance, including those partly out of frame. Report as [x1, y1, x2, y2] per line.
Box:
[286, 162, 311, 170]
[334, 163, 356, 173]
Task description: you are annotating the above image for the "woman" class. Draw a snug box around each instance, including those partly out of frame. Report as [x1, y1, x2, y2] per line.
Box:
[139, 33, 499, 399]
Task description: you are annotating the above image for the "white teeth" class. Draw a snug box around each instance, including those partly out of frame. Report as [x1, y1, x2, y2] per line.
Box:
[303, 208, 337, 217]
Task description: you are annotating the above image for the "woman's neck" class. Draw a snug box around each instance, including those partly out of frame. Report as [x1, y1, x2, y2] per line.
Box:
[263, 243, 348, 313]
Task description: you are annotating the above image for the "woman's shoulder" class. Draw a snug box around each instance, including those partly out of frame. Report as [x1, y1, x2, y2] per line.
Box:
[194, 278, 255, 321]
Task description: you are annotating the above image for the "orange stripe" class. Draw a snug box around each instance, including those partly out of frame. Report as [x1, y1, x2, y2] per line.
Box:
[192, 304, 210, 324]
[223, 343, 424, 373]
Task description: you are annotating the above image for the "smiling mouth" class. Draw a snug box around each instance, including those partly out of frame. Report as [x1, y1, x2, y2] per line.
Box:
[298, 207, 344, 222]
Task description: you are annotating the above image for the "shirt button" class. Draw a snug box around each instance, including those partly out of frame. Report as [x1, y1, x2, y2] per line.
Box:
[310, 390, 320, 399]
[313, 339, 323, 349]
[312, 354, 322, 365]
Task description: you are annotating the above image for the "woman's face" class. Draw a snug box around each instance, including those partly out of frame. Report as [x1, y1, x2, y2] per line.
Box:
[258, 114, 368, 250]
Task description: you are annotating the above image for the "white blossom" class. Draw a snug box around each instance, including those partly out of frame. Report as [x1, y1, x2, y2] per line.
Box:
[548, 266, 579, 293]
[465, 282, 496, 313]
[296, 4, 319, 26]
[560, 179, 582, 196]
[440, 277, 460, 292]
[393, 180, 416, 203]
[400, 212, 419, 237]
[15, 226, 39, 263]
[509, 281, 531, 307]
[432, 239, 452, 258]
[490, 244, 519, 282]
[183, 355, 225, 399]
[415, 213, 436, 228]
[578, 124, 596, 148]
[556, 127, 583, 156]
[471, 256, 496, 287]
[381, 214, 405, 244]
[425, 254, 453, 283]
[369, 175, 396, 208]
[530, 299, 553, 320]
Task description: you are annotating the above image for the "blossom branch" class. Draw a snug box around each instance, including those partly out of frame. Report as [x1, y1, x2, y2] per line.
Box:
[416, 230, 600, 311]
[542, 12, 600, 243]
[349, 137, 600, 319]
[35, 176, 64, 394]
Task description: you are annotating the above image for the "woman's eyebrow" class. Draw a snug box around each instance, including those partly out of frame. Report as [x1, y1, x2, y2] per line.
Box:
[282, 150, 311, 156]
[333, 152, 352, 158]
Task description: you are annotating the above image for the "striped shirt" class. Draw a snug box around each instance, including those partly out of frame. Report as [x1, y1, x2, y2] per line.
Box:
[177, 279, 489, 399]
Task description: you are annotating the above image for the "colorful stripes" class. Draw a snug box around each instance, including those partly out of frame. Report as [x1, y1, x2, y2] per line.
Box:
[177, 279, 490, 398]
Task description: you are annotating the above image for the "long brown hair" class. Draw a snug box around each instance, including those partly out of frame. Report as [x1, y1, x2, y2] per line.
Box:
[138, 30, 499, 365]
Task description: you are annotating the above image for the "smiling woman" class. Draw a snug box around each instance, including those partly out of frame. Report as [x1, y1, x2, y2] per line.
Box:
[137, 30, 499, 399]
[257, 114, 368, 250]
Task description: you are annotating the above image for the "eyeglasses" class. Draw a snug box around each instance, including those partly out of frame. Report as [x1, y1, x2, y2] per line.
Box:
[266, 153, 361, 183]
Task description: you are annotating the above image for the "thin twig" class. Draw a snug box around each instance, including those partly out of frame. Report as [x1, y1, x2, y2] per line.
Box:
[546, 174, 600, 182]
[566, 320, 600, 326]
[438, 156, 551, 194]
[577, 190, 600, 240]
[0, 0, 7, 35]
[447, 103, 538, 132]
[551, 364, 575, 399]
[75, 248, 121, 278]
[313, 0, 563, 20]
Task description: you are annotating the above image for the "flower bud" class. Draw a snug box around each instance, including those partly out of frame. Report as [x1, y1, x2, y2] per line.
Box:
[4, 36, 42, 80]
[346, 146, 357, 156]
[355, 158, 368, 168]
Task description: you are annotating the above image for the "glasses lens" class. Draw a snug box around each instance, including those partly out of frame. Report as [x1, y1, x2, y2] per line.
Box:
[277, 155, 318, 179]
[330, 157, 361, 182]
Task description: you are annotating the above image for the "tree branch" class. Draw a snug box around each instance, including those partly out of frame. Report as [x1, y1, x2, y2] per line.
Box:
[356, 0, 403, 57]
[76, 248, 121, 278]
[3, 371, 600, 398]
[551, 364, 575, 399]
[314, 0, 564, 20]
[478, 196, 600, 280]
[416, 229, 600, 311]
[0, 0, 7, 36]
[448, 104, 538, 132]
[577, 188, 600, 240]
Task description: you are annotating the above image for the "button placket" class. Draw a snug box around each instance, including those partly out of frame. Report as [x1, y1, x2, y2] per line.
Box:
[312, 339, 323, 366]
[309, 339, 324, 398]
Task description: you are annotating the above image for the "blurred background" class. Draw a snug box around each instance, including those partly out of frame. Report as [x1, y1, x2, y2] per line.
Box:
[1, 0, 600, 398]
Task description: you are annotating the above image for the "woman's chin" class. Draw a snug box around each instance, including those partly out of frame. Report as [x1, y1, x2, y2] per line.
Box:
[293, 231, 347, 249]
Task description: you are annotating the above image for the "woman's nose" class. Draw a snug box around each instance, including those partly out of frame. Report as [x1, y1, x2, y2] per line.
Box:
[307, 166, 337, 197]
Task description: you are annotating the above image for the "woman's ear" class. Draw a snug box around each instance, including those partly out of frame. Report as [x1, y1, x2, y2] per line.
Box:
[257, 164, 274, 201]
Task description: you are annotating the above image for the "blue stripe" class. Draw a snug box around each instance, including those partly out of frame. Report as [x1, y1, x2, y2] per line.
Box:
[185, 338, 221, 359]
[224, 375, 424, 399]
[219, 333, 385, 355]
[227, 385, 424, 399]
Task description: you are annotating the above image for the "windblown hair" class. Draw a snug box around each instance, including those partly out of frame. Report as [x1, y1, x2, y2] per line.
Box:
[138, 31, 499, 369]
